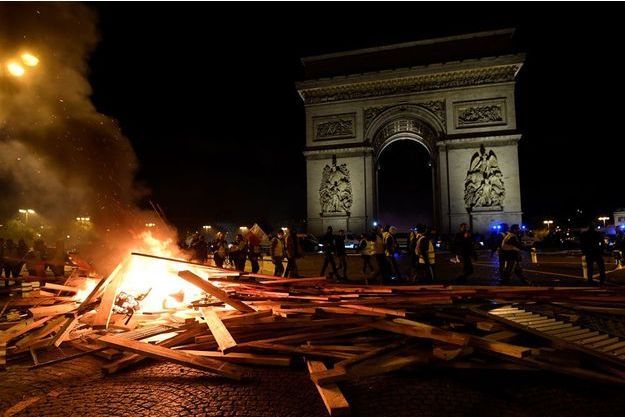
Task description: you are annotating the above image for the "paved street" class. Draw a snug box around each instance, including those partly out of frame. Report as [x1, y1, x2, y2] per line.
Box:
[2, 251, 625, 417]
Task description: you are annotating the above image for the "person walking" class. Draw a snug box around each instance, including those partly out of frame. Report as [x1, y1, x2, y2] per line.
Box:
[246, 231, 262, 274]
[335, 229, 349, 282]
[493, 224, 509, 278]
[454, 223, 476, 283]
[369, 226, 388, 284]
[416, 225, 436, 282]
[230, 234, 248, 271]
[500, 224, 526, 283]
[580, 223, 607, 285]
[211, 232, 228, 269]
[319, 226, 339, 279]
[270, 229, 286, 277]
[284, 226, 301, 278]
[358, 233, 375, 277]
[384, 226, 402, 281]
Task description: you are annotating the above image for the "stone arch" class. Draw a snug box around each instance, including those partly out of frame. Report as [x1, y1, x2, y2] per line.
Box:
[365, 104, 445, 159]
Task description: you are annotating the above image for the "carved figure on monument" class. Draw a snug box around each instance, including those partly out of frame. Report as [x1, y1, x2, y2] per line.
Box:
[319, 155, 353, 214]
[464, 145, 505, 209]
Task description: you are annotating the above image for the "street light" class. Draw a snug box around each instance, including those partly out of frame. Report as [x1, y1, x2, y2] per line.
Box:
[19, 209, 36, 223]
[543, 220, 554, 230]
[598, 216, 610, 228]
[203, 225, 212, 231]
[145, 222, 156, 228]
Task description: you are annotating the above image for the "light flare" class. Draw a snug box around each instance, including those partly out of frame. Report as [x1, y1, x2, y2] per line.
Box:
[21, 52, 39, 67]
[7, 61, 25, 77]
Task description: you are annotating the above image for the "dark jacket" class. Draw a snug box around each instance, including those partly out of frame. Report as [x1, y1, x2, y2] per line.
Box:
[454, 231, 475, 257]
[320, 232, 336, 255]
[335, 235, 346, 256]
[580, 229, 605, 257]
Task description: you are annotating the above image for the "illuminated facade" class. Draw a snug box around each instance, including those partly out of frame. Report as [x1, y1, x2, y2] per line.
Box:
[297, 30, 524, 235]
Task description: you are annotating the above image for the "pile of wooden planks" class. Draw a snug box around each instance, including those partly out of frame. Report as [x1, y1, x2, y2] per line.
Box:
[2, 253, 625, 416]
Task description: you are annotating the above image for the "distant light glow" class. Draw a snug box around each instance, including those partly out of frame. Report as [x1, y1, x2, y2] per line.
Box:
[7, 61, 25, 77]
[20, 53, 39, 67]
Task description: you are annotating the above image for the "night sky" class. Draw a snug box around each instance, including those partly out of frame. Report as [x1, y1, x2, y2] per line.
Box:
[88, 3, 624, 231]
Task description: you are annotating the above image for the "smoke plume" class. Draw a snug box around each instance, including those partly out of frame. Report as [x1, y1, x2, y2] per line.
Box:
[0, 4, 161, 270]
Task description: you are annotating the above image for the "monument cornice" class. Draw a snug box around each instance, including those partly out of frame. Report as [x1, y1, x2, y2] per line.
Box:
[297, 54, 524, 105]
[303, 146, 374, 160]
[437, 134, 521, 149]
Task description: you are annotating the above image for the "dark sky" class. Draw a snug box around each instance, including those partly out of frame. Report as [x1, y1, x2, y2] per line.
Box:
[89, 3, 624, 231]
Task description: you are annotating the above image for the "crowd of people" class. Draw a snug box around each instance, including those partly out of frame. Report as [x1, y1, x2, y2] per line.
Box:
[0, 237, 67, 285]
[185, 226, 303, 278]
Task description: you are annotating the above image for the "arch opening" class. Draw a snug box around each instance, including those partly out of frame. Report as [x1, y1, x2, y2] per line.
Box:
[376, 138, 434, 231]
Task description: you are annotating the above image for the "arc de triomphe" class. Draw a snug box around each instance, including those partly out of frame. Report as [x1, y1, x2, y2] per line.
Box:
[297, 29, 524, 235]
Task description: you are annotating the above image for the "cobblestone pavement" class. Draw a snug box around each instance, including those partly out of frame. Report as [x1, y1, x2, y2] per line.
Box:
[2, 354, 625, 417]
[2, 252, 625, 416]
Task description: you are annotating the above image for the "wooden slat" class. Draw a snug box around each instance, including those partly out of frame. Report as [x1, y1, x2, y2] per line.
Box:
[555, 328, 591, 339]
[576, 334, 610, 345]
[178, 270, 255, 313]
[181, 350, 291, 366]
[200, 308, 237, 351]
[91, 260, 128, 329]
[600, 340, 625, 353]
[98, 334, 244, 380]
[484, 331, 518, 342]
[43, 283, 78, 293]
[469, 336, 533, 358]
[371, 319, 468, 346]
[532, 322, 568, 331]
[564, 331, 599, 342]
[29, 304, 77, 319]
[306, 360, 351, 416]
[588, 337, 620, 350]
[545, 326, 582, 336]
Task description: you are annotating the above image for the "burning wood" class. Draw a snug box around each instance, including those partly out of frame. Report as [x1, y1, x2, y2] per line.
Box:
[2, 248, 625, 416]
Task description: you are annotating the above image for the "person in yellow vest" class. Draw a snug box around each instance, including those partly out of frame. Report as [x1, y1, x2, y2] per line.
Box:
[369, 226, 388, 284]
[270, 229, 286, 277]
[358, 233, 375, 276]
[416, 225, 436, 282]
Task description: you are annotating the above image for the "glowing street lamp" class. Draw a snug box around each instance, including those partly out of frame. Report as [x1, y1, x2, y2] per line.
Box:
[19, 208, 36, 223]
[145, 222, 156, 228]
[4, 52, 39, 78]
[543, 220, 554, 230]
[598, 216, 610, 228]
[21, 53, 39, 67]
[7, 61, 25, 77]
[203, 225, 212, 231]
[76, 217, 91, 223]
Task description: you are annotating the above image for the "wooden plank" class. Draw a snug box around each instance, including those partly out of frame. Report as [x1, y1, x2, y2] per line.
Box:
[588, 337, 620, 350]
[244, 342, 356, 360]
[200, 308, 237, 351]
[576, 334, 610, 345]
[469, 336, 533, 358]
[600, 340, 625, 353]
[306, 360, 351, 417]
[43, 283, 78, 293]
[342, 304, 407, 318]
[28, 304, 77, 319]
[563, 331, 599, 342]
[0, 316, 52, 344]
[180, 350, 291, 366]
[257, 277, 327, 286]
[369, 319, 468, 346]
[221, 310, 273, 325]
[484, 331, 518, 342]
[14, 316, 67, 349]
[545, 326, 582, 336]
[52, 315, 78, 347]
[178, 270, 255, 313]
[91, 260, 128, 329]
[101, 325, 207, 374]
[555, 328, 591, 339]
[98, 334, 244, 380]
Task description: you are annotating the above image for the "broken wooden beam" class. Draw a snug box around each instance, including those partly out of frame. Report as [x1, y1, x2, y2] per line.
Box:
[178, 270, 255, 313]
[306, 360, 351, 416]
[98, 334, 245, 380]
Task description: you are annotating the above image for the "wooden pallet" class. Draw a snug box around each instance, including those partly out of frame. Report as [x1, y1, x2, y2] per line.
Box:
[486, 305, 625, 367]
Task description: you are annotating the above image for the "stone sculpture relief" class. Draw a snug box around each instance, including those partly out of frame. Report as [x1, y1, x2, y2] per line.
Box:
[457, 104, 503, 126]
[319, 155, 353, 214]
[464, 145, 505, 209]
[316, 118, 354, 139]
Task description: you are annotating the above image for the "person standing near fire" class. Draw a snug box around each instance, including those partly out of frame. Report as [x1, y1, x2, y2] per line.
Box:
[230, 233, 248, 272]
[416, 226, 436, 282]
[0, 238, 6, 286]
[246, 231, 262, 273]
[211, 232, 228, 269]
[284, 226, 301, 278]
[270, 229, 286, 277]
[335, 229, 348, 282]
